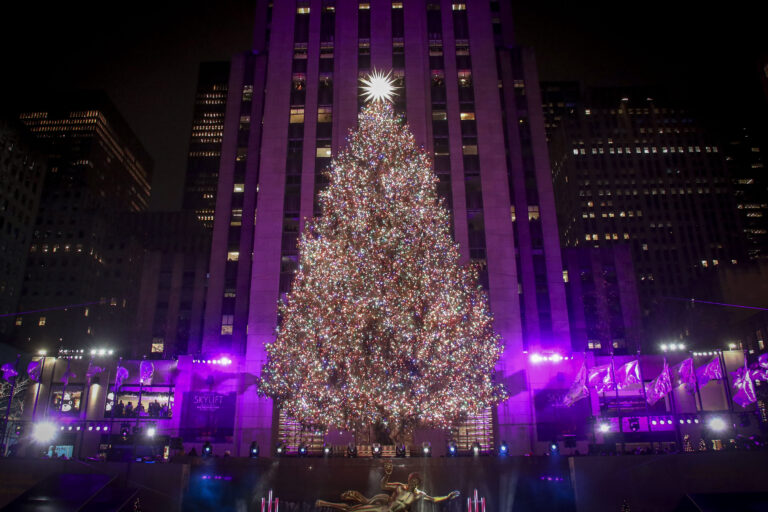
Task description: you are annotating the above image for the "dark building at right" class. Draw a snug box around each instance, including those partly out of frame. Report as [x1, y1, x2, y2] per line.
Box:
[548, 86, 746, 347]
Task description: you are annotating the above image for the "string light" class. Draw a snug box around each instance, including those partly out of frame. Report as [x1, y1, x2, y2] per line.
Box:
[259, 101, 505, 437]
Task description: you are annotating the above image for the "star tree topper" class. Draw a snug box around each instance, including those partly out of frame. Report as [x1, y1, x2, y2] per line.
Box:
[360, 69, 397, 103]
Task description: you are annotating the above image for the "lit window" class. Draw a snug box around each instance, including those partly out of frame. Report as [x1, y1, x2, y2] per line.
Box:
[359, 3, 370, 9]
[510, 206, 516, 222]
[234, 183, 245, 193]
[317, 107, 332, 123]
[462, 145, 478, 155]
[432, 110, 447, 121]
[236, 147, 248, 161]
[460, 112, 475, 121]
[316, 146, 332, 158]
[290, 108, 305, 123]
[38, 316, 46, 326]
[297, 6, 310, 13]
[221, 315, 234, 335]
[227, 251, 240, 262]
[15, 317, 22, 326]
[242, 85, 253, 102]
[452, 2, 466, 10]
[392, 2, 403, 8]
[84, 308, 89, 317]
[528, 205, 540, 220]
[151, 340, 164, 353]
[562, 270, 569, 283]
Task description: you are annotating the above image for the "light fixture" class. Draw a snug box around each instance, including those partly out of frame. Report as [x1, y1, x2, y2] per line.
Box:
[203, 441, 213, 457]
[422, 442, 432, 457]
[250, 442, 259, 458]
[276, 442, 285, 457]
[472, 442, 481, 456]
[395, 444, 406, 458]
[298, 443, 308, 457]
[372, 443, 381, 458]
[146, 427, 156, 438]
[32, 422, 57, 443]
[447, 441, 458, 457]
[599, 423, 610, 433]
[550, 442, 559, 455]
[498, 441, 508, 456]
[323, 444, 331, 457]
[708, 417, 727, 432]
[346, 442, 357, 458]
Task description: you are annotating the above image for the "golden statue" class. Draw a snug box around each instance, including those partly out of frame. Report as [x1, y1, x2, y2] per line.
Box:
[315, 460, 460, 511]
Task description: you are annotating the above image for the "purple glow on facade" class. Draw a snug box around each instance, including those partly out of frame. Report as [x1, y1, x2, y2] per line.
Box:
[529, 353, 572, 363]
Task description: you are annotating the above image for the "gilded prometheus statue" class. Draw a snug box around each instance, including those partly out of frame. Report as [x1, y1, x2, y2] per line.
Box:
[316, 460, 460, 511]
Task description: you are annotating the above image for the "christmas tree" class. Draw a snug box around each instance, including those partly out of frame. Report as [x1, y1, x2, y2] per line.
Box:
[259, 72, 505, 442]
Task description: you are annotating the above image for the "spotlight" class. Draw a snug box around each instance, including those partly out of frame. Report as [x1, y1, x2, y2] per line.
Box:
[323, 444, 331, 457]
[472, 442, 481, 456]
[708, 417, 727, 432]
[32, 422, 57, 444]
[629, 418, 640, 432]
[120, 423, 130, 438]
[550, 442, 559, 455]
[276, 442, 285, 457]
[651, 419, 658, 426]
[686, 419, 692, 424]
[498, 441, 508, 456]
[146, 427, 156, 438]
[346, 442, 357, 458]
[372, 443, 382, 458]
[298, 443, 308, 457]
[694, 418, 700, 424]
[395, 444, 406, 458]
[250, 442, 259, 458]
[679, 419, 685, 425]
[14, 424, 23, 436]
[447, 441, 458, 457]
[422, 442, 432, 457]
[203, 441, 213, 457]
[598, 423, 610, 433]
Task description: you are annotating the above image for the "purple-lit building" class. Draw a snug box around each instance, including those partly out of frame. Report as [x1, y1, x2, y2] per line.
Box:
[193, 0, 570, 457]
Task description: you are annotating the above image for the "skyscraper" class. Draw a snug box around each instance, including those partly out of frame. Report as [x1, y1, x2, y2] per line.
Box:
[200, 0, 569, 455]
[0, 118, 46, 340]
[549, 87, 745, 345]
[13, 92, 153, 352]
[183, 62, 231, 228]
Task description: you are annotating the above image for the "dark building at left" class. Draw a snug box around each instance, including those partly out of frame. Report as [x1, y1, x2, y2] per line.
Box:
[12, 92, 153, 353]
[0, 118, 46, 339]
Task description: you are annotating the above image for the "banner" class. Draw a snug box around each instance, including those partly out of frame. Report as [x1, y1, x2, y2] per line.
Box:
[180, 391, 237, 442]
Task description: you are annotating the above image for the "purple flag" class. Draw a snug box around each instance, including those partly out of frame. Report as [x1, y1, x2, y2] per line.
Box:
[615, 360, 641, 389]
[732, 365, 757, 407]
[140, 360, 154, 383]
[751, 354, 768, 382]
[645, 360, 672, 406]
[86, 362, 105, 380]
[61, 366, 76, 386]
[27, 360, 42, 382]
[562, 362, 588, 406]
[1, 363, 19, 382]
[673, 358, 696, 392]
[696, 357, 722, 387]
[115, 366, 129, 390]
[587, 364, 614, 393]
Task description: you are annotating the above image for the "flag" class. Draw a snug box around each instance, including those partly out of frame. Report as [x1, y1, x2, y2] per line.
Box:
[27, 360, 42, 382]
[61, 360, 76, 386]
[1, 362, 19, 382]
[115, 366, 129, 390]
[86, 362, 105, 380]
[750, 353, 768, 382]
[731, 365, 757, 407]
[587, 364, 614, 393]
[615, 360, 641, 389]
[140, 360, 154, 384]
[645, 360, 672, 405]
[673, 358, 696, 392]
[562, 362, 588, 406]
[696, 357, 722, 387]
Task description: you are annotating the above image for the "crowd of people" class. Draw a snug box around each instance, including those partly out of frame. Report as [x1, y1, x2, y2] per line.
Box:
[112, 399, 171, 418]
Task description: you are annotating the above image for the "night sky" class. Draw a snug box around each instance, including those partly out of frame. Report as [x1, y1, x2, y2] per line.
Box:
[2, 1, 765, 210]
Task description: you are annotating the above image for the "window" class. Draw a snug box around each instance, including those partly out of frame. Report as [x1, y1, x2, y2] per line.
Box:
[242, 85, 253, 102]
[38, 316, 46, 326]
[460, 112, 475, 120]
[316, 146, 332, 158]
[528, 205, 540, 221]
[233, 183, 245, 193]
[15, 317, 22, 326]
[151, 340, 164, 353]
[290, 108, 305, 123]
[227, 251, 240, 262]
[317, 107, 332, 123]
[221, 315, 234, 335]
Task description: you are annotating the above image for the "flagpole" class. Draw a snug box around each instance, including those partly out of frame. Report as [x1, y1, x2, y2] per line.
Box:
[666, 359, 683, 451]
[690, 351, 705, 413]
[77, 357, 96, 461]
[718, 351, 735, 431]
[609, 352, 625, 454]
[109, 358, 122, 454]
[44, 355, 58, 417]
[31, 356, 46, 421]
[59, 359, 71, 415]
[2, 354, 21, 457]
[636, 350, 652, 435]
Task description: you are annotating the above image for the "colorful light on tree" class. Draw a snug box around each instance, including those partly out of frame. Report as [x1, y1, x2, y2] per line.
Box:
[259, 93, 505, 441]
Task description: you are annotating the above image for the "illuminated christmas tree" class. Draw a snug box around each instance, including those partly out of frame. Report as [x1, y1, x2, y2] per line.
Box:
[259, 72, 505, 442]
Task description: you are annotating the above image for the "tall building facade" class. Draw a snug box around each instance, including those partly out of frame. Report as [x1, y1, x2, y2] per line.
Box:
[123, 211, 210, 359]
[182, 62, 231, 228]
[0, 118, 46, 340]
[199, 0, 569, 456]
[550, 87, 745, 345]
[13, 92, 153, 353]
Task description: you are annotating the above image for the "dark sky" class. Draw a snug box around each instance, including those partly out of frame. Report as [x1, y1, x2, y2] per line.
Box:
[3, 1, 766, 210]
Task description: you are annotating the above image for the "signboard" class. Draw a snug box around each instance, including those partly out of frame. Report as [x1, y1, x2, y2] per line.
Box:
[180, 391, 236, 442]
